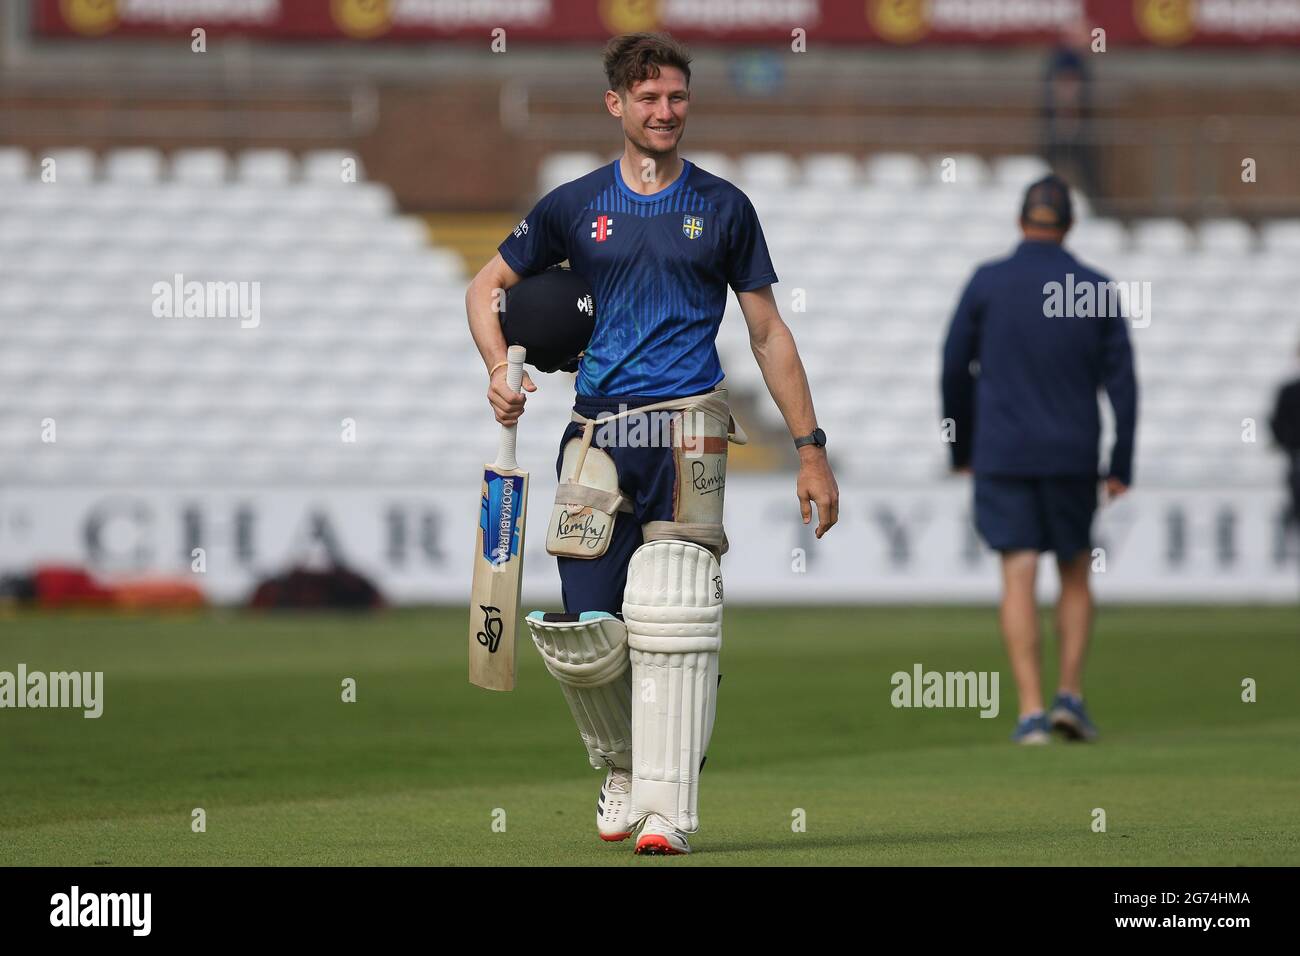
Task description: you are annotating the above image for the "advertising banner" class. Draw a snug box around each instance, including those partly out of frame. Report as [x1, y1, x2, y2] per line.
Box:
[3, 479, 1295, 604]
[35, 0, 1300, 47]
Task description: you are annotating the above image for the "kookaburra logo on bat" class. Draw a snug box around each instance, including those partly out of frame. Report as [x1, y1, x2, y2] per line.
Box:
[476, 604, 504, 653]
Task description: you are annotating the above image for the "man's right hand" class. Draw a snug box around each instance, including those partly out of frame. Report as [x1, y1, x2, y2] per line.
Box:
[487, 365, 537, 426]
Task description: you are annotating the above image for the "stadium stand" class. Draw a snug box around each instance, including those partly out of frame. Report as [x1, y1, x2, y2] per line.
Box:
[0, 147, 1291, 488]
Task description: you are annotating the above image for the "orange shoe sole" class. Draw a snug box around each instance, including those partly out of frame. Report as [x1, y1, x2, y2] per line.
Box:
[599, 831, 633, 842]
[634, 833, 685, 855]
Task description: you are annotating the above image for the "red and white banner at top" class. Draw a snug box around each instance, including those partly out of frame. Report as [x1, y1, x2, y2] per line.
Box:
[35, 0, 1300, 46]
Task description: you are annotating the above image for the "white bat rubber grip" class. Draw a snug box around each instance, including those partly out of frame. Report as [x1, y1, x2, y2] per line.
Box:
[495, 345, 527, 471]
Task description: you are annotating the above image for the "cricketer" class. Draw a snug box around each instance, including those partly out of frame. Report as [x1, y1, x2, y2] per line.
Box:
[465, 32, 839, 855]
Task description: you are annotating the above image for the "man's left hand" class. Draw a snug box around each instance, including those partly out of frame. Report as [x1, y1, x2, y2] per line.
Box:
[797, 448, 839, 539]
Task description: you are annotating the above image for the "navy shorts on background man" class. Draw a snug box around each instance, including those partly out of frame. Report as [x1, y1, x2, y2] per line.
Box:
[974, 475, 1097, 561]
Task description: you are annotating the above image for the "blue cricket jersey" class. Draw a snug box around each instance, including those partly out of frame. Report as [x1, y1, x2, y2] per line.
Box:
[498, 158, 778, 397]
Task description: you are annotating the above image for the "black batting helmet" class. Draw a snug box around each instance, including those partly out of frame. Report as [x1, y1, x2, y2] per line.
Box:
[499, 267, 596, 374]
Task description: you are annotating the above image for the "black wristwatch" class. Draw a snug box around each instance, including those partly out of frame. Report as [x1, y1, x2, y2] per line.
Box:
[793, 427, 827, 450]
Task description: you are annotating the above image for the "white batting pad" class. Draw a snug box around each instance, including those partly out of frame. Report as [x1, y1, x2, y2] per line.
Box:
[622, 540, 723, 833]
[526, 611, 633, 771]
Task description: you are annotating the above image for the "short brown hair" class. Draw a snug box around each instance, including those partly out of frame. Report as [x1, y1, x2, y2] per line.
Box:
[603, 32, 692, 95]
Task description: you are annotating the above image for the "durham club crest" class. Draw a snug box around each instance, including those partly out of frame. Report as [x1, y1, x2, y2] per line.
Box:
[682, 215, 704, 239]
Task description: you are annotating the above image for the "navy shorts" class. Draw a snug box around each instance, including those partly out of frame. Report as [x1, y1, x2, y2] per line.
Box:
[973, 475, 1098, 561]
[553, 394, 690, 615]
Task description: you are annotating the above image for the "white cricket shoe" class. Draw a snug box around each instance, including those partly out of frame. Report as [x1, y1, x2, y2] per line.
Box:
[597, 767, 634, 842]
[634, 813, 692, 856]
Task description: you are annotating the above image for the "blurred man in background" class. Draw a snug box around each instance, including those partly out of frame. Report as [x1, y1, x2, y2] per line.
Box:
[941, 175, 1138, 745]
[1043, 19, 1101, 205]
[1270, 346, 1300, 568]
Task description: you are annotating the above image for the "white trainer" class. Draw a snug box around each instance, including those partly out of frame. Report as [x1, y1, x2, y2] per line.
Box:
[597, 767, 634, 842]
[634, 812, 692, 856]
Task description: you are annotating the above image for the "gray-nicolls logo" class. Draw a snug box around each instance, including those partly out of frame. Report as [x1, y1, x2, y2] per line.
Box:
[577, 294, 594, 315]
[50, 886, 151, 936]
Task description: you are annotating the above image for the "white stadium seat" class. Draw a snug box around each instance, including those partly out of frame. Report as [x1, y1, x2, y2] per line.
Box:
[802, 152, 860, 188]
[1197, 218, 1255, 254]
[1069, 220, 1128, 258]
[538, 152, 603, 194]
[865, 152, 926, 188]
[236, 148, 296, 185]
[930, 152, 991, 188]
[991, 155, 1051, 189]
[687, 151, 735, 180]
[104, 147, 164, 184]
[301, 149, 365, 184]
[736, 152, 799, 191]
[44, 148, 97, 184]
[1132, 218, 1195, 254]
[171, 148, 230, 184]
[0, 146, 30, 182]
[1260, 219, 1300, 254]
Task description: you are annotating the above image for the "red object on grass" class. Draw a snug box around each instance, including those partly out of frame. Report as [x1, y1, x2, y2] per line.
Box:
[33, 566, 116, 608]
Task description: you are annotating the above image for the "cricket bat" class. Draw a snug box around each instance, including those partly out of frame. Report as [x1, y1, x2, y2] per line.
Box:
[469, 345, 529, 691]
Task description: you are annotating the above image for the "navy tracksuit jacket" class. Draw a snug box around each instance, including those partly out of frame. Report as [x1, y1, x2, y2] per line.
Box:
[941, 239, 1138, 485]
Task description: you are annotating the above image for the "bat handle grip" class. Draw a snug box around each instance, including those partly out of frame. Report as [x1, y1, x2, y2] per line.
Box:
[495, 345, 527, 471]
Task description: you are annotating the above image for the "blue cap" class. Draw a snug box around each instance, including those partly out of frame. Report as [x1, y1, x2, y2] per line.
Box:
[1020, 174, 1073, 230]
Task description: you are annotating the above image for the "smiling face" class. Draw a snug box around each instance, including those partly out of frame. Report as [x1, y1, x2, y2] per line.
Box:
[606, 66, 690, 159]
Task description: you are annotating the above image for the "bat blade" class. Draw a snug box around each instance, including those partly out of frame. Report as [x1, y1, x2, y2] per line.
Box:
[468, 464, 529, 691]
[468, 344, 529, 692]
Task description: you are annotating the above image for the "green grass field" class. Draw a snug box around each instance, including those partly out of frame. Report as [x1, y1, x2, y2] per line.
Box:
[2, 606, 1297, 866]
